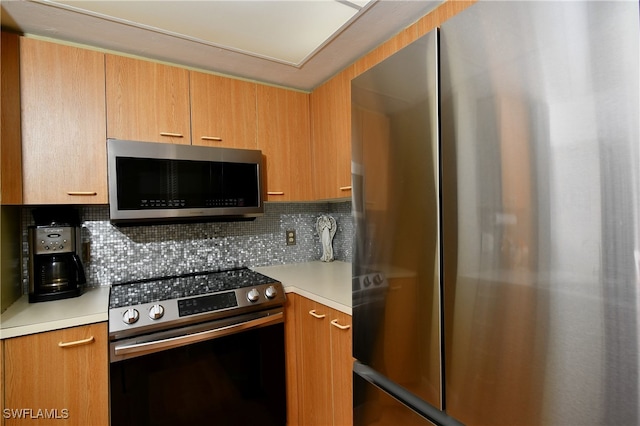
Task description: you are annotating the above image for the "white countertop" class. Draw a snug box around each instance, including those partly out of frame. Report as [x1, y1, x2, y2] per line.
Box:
[254, 261, 352, 315]
[0, 286, 110, 340]
[0, 261, 352, 339]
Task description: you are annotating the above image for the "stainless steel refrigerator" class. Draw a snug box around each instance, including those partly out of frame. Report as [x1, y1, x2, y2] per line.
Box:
[352, 2, 640, 425]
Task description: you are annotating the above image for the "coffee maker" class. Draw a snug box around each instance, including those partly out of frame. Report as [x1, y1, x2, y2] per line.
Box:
[28, 209, 86, 303]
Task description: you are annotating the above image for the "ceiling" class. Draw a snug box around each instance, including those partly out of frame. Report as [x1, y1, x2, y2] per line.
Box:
[0, 0, 442, 91]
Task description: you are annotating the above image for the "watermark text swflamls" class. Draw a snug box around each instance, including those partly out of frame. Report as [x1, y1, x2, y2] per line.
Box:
[3, 408, 69, 420]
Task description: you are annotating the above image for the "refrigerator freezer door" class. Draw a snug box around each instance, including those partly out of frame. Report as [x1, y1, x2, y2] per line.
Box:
[352, 29, 441, 409]
[440, 2, 639, 425]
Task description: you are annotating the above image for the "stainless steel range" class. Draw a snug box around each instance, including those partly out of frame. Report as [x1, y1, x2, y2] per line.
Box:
[108, 267, 287, 426]
[108, 268, 286, 343]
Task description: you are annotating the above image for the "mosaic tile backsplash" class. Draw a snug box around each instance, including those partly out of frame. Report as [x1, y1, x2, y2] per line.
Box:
[22, 202, 353, 290]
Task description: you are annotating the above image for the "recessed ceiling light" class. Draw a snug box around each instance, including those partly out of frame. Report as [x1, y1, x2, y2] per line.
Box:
[36, 0, 374, 67]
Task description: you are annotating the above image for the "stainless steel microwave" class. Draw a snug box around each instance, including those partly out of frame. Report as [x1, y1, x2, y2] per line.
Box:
[107, 139, 264, 223]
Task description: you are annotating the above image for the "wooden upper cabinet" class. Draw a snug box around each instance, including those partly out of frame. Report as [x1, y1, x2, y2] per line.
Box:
[1, 32, 22, 205]
[257, 85, 313, 201]
[310, 73, 352, 200]
[106, 54, 191, 144]
[20, 37, 107, 204]
[190, 72, 257, 149]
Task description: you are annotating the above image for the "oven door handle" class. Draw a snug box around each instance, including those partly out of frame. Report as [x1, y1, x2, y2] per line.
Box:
[113, 310, 283, 359]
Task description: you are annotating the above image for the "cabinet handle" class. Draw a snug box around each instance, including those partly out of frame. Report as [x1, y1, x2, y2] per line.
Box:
[309, 309, 326, 319]
[160, 132, 184, 138]
[201, 136, 223, 142]
[67, 191, 97, 196]
[267, 191, 285, 195]
[331, 319, 351, 330]
[340, 186, 352, 191]
[58, 336, 95, 348]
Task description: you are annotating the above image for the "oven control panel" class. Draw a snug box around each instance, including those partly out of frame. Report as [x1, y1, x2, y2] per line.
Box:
[109, 281, 286, 339]
[178, 291, 238, 317]
[176, 283, 284, 317]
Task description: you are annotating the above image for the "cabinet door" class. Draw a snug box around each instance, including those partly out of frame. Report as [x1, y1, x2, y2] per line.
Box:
[20, 38, 107, 204]
[330, 310, 353, 426]
[284, 294, 300, 425]
[1, 31, 22, 204]
[190, 72, 257, 149]
[106, 54, 190, 144]
[257, 85, 313, 201]
[296, 296, 333, 426]
[3, 322, 109, 426]
[310, 73, 352, 200]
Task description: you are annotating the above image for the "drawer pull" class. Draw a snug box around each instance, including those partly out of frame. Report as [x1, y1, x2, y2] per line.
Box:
[67, 191, 97, 196]
[201, 136, 223, 141]
[339, 186, 352, 191]
[308, 310, 326, 319]
[267, 191, 285, 196]
[58, 336, 95, 348]
[160, 132, 184, 138]
[331, 319, 351, 330]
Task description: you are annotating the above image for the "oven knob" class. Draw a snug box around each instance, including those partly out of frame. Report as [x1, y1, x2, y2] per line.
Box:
[265, 285, 278, 299]
[122, 308, 139, 325]
[247, 288, 260, 303]
[148, 304, 165, 320]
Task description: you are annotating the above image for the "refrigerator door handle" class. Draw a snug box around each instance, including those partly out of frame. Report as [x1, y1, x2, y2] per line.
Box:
[354, 361, 464, 426]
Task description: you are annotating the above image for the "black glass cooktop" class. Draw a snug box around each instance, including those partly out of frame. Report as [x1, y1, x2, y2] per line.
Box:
[109, 268, 278, 309]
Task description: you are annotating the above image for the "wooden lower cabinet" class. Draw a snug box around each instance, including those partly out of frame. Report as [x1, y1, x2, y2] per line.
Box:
[329, 308, 353, 426]
[284, 294, 299, 425]
[286, 294, 352, 426]
[2, 322, 108, 426]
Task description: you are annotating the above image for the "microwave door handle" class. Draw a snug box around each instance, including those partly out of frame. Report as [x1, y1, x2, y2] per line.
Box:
[71, 253, 86, 284]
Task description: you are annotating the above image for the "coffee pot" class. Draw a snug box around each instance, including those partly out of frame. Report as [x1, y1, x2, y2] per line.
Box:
[28, 224, 85, 303]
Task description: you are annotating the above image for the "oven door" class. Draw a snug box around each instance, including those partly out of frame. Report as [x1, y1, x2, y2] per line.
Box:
[109, 309, 286, 426]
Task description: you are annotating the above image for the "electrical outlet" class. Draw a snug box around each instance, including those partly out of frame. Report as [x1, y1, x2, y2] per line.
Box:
[286, 230, 296, 245]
